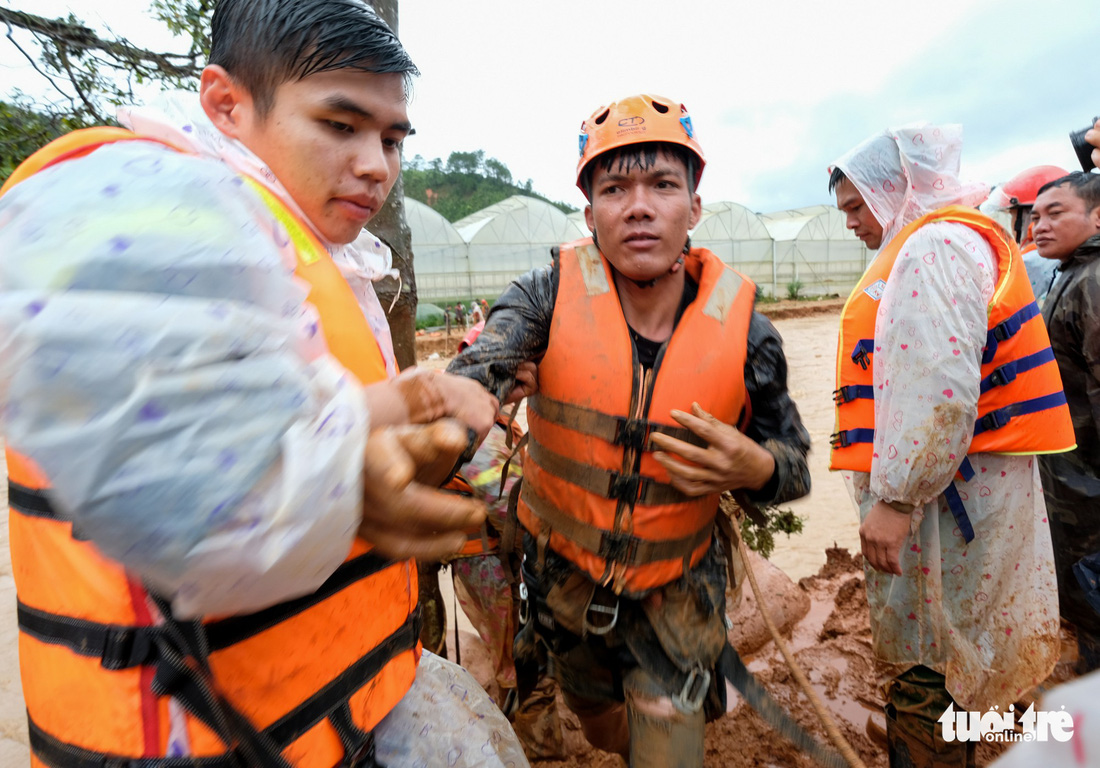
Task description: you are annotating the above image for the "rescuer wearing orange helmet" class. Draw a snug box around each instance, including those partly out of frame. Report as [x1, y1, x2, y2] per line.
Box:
[449, 95, 811, 765]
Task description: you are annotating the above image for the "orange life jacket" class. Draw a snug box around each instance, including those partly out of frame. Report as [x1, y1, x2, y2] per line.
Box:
[830, 206, 1074, 540]
[3, 128, 417, 768]
[518, 239, 756, 595]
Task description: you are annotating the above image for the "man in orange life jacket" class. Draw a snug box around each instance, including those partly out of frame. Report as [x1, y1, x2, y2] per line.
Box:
[0, 1, 531, 766]
[448, 94, 811, 766]
[829, 125, 1073, 768]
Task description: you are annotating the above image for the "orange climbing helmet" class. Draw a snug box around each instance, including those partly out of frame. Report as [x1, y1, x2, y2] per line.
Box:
[998, 165, 1069, 208]
[575, 94, 705, 198]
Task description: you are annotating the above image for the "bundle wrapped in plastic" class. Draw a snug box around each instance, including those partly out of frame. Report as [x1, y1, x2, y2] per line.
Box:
[374, 651, 530, 767]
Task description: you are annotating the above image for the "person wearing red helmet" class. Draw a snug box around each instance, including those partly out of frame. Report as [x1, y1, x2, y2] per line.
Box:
[998, 165, 1069, 244]
[448, 94, 810, 765]
[994, 165, 1068, 302]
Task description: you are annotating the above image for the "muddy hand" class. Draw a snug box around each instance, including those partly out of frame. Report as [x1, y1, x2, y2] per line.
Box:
[360, 419, 486, 561]
[504, 360, 539, 405]
[859, 500, 911, 576]
[650, 403, 775, 497]
[433, 370, 500, 442]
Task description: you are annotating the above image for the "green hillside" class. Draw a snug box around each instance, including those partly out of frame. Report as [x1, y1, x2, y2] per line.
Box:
[403, 150, 577, 222]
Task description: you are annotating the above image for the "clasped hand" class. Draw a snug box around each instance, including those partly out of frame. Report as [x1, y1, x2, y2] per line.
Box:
[359, 419, 486, 561]
[650, 403, 775, 497]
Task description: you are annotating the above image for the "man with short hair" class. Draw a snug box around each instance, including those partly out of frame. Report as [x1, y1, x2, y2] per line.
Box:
[0, 1, 526, 765]
[1032, 171, 1100, 672]
[449, 93, 811, 766]
[829, 125, 1073, 768]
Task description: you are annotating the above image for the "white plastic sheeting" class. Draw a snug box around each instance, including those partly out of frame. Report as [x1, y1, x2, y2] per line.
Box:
[402, 197, 472, 299]
[408, 193, 872, 301]
[761, 206, 869, 297]
[453, 195, 587, 296]
[691, 201, 774, 290]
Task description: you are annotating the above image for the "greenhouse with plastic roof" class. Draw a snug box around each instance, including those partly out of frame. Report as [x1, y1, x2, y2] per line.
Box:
[405, 194, 870, 301]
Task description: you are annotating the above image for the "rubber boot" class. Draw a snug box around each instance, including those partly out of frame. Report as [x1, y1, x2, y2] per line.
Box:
[885, 704, 975, 768]
[623, 667, 705, 768]
[884, 666, 975, 768]
[510, 676, 566, 759]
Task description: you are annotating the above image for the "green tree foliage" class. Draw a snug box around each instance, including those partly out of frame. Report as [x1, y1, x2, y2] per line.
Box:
[0, 4, 211, 182]
[740, 504, 804, 559]
[404, 151, 577, 222]
[0, 100, 72, 180]
[0, 6, 208, 126]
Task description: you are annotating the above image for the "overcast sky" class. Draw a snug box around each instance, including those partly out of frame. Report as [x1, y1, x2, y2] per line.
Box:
[5, 0, 1098, 213]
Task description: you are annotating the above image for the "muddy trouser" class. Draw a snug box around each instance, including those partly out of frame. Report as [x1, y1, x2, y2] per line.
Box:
[515, 533, 728, 768]
[416, 561, 447, 656]
[884, 666, 975, 768]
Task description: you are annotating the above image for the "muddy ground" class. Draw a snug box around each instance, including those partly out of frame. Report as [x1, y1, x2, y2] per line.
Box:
[425, 301, 1078, 768]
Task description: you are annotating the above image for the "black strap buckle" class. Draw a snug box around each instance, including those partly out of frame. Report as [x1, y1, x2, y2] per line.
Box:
[832, 386, 854, 405]
[101, 627, 154, 671]
[345, 732, 379, 768]
[988, 364, 1016, 388]
[598, 530, 638, 565]
[993, 318, 1019, 342]
[613, 418, 650, 450]
[980, 409, 1009, 432]
[852, 349, 870, 370]
[829, 430, 850, 449]
[607, 472, 645, 502]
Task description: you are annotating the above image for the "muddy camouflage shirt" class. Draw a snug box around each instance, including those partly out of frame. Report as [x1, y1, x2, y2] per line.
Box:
[446, 256, 811, 507]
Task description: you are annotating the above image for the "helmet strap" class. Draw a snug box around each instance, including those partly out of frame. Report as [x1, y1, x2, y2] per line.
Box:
[590, 233, 690, 289]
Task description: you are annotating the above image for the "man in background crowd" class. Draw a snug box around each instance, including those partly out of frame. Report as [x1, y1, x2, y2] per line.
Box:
[1032, 171, 1100, 672]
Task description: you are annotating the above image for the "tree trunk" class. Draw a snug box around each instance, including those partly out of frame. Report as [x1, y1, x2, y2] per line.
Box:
[368, 0, 418, 370]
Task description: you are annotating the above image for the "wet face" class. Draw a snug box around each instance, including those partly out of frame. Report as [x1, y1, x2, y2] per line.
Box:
[834, 177, 885, 250]
[215, 68, 411, 245]
[584, 149, 702, 282]
[1031, 184, 1100, 262]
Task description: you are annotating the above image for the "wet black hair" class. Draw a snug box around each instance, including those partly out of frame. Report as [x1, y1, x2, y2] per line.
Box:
[581, 142, 697, 198]
[1037, 171, 1100, 213]
[828, 166, 848, 194]
[209, 0, 419, 116]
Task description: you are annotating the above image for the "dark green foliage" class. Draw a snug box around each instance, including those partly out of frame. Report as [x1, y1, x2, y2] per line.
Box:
[740, 504, 804, 559]
[0, 100, 82, 180]
[403, 151, 577, 222]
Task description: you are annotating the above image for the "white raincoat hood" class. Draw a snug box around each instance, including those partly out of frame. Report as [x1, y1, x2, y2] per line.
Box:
[830, 123, 990, 249]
